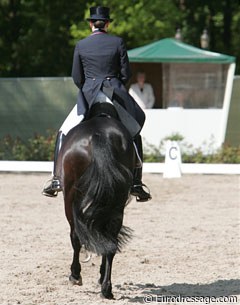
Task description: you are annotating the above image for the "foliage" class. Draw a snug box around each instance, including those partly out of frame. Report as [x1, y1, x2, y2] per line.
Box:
[143, 133, 240, 164]
[70, 0, 181, 49]
[0, 130, 55, 161]
[181, 145, 240, 164]
[177, 0, 240, 71]
[0, 131, 239, 163]
[0, 0, 86, 76]
[1, 0, 240, 76]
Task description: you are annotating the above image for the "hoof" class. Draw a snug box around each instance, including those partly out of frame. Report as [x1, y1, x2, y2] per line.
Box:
[69, 274, 82, 286]
[101, 291, 114, 299]
[101, 285, 114, 299]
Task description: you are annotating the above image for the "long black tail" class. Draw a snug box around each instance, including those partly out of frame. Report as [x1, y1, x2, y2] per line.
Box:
[73, 132, 133, 255]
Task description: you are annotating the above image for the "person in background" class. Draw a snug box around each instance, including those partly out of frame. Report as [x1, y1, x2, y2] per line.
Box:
[168, 90, 185, 108]
[129, 72, 155, 109]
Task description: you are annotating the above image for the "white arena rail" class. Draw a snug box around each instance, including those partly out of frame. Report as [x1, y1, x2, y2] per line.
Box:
[0, 161, 240, 175]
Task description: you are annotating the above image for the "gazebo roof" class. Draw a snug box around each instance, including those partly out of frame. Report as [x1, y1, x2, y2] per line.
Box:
[128, 38, 235, 63]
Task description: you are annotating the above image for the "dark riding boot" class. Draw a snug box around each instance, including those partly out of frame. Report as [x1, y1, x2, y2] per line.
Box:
[131, 167, 152, 202]
[42, 131, 64, 198]
[131, 135, 152, 202]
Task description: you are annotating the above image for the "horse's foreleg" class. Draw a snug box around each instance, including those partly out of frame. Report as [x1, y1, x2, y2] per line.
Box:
[100, 253, 115, 299]
[69, 228, 82, 285]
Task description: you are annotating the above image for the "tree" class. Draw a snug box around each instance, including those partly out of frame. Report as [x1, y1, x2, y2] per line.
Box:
[175, 0, 240, 72]
[1, 0, 239, 76]
[0, 0, 87, 76]
[70, 0, 182, 49]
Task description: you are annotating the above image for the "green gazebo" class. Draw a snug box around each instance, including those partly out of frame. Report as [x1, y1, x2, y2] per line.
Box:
[127, 38, 235, 109]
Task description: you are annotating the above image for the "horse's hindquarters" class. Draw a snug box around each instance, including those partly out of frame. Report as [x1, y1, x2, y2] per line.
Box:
[60, 114, 135, 298]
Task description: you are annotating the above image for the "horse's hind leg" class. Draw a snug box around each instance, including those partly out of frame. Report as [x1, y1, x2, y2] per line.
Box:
[100, 253, 115, 299]
[69, 227, 82, 285]
[99, 255, 106, 285]
[64, 184, 82, 285]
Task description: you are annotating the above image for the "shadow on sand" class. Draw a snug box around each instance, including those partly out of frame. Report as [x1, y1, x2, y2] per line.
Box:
[116, 279, 240, 303]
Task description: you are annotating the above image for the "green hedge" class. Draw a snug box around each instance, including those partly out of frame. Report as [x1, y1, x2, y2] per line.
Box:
[0, 131, 240, 163]
[0, 130, 56, 161]
[143, 144, 240, 164]
[143, 134, 240, 164]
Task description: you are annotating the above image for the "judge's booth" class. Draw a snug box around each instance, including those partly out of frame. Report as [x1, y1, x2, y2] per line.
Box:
[128, 38, 236, 150]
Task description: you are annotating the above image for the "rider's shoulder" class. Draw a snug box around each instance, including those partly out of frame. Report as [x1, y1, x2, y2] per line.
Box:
[106, 34, 125, 45]
[76, 36, 91, 44]
[76, 33, 124, 47]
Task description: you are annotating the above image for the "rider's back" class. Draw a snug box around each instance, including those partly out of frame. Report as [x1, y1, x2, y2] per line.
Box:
[75, 33, 130, 81]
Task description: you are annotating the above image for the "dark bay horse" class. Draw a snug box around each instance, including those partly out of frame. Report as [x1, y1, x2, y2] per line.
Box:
[56, 103, 135, 299]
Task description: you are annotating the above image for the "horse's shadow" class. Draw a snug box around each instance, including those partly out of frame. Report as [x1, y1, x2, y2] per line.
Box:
[116, 279, 240, 303]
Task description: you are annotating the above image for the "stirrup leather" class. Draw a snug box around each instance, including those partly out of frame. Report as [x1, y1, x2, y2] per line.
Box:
[133, 142, 142, 168]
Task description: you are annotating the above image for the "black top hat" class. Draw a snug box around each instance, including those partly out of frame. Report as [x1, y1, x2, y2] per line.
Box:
[87, 6, 113, 22]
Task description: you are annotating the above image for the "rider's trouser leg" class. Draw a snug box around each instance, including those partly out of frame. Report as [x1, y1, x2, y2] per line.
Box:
[60, 105, 84, 135]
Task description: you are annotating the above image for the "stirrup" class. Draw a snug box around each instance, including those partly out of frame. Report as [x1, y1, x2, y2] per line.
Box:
[131, 183, 152, 202]
[42, 178, 62, 198]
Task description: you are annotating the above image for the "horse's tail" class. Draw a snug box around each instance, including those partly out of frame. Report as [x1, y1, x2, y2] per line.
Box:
[73, 131, 133, 255]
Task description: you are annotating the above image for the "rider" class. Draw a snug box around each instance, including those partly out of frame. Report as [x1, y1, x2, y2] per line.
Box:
[42, 6, 151, 202]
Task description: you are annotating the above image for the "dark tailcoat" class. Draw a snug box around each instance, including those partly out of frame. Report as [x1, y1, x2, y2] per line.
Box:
[71, 30, 145, 135]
